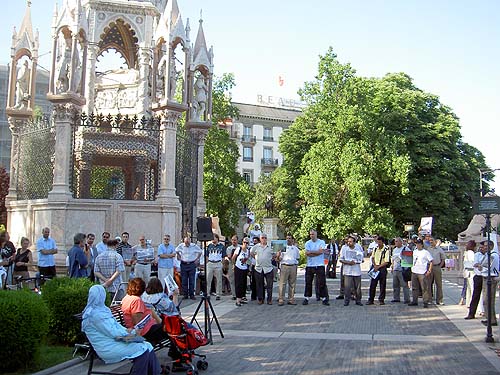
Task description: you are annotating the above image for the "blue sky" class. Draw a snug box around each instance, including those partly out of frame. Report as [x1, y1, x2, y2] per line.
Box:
[1, 0, 500, 194]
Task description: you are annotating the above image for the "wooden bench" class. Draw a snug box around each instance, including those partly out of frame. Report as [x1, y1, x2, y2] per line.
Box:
[75, 305, 171, 375]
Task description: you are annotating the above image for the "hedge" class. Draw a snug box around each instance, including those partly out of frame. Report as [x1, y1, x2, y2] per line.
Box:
[41, 277, 95, 344]
[0, 289, 49, 372]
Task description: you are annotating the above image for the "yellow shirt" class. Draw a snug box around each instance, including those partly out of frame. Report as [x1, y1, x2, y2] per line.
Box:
[372, 246, 391, 266]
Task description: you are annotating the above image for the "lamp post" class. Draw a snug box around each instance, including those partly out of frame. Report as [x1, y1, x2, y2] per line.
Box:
[477, 168, 500, 343]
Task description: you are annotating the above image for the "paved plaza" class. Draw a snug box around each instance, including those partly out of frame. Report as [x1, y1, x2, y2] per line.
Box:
[41, 269, 500, 375]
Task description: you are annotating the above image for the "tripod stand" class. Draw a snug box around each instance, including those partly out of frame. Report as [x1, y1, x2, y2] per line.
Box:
[190, 239, 224, 344]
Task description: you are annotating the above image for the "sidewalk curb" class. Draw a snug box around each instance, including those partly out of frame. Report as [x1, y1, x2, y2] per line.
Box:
[31, 358, 83, 375]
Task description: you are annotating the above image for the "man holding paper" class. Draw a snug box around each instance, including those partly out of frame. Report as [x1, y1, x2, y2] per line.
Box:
[339, 236, 364, 306]
[367, 236, 391, 305]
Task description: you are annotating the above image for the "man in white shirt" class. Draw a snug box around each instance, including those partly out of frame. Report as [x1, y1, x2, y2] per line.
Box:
[250, 233, 275, 305]
[132, 235, 155, 284]
[36, 227, 58, 279]
[391, 237, 410, 304]
[480, 240, 499, 326]
[409, 238, 433, 308]
[303, 229, 329, 306]
[367, 235, 378, 256]
[339, 236, 364, 306]
[277, 235, 300, 306]
[176, 236, 202, 300]
[465, 242, 488, 319]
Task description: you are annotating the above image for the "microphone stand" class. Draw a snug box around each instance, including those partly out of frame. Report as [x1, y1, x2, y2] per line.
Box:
[190, 240, 224, 344]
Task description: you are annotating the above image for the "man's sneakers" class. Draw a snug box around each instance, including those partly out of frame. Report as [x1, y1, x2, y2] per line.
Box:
[336, 295, 344, 300]
[302, 299, 309, 305]
[322, 299, 330, 306]
[355, 301, 363, 306]
[390, 300, 400, 303]
[366, 301, 374, 305]
[464, 315, 475, 320]
[408, 302, 418, 306]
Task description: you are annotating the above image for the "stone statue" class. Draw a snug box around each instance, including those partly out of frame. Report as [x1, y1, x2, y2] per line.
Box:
[72, 46, 82, 93]
[168, 56, 179, 100]
[14, 60, 30, 109]
[56, 47, 71, 93]
[192, 75, 207, 121]
[265, 194, 274, 217]
[156, 52, 168, 99]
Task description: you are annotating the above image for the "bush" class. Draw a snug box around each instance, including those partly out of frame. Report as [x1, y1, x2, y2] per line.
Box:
[299, 249, 308, 267]
[0, 289, 49, 372]
[41, 277, 95, 344]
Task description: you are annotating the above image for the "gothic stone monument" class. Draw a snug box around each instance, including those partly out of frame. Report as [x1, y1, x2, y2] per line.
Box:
[6, 0, 214, 266]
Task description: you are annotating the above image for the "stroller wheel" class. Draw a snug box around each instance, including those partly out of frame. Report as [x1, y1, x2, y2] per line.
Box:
[196, 360, 208, 371]
[186, 369, 198, 375]
[161, 365, 171, 374]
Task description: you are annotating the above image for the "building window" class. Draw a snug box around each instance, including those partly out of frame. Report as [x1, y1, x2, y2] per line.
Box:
[243, 170, 253, 184]
[263, 147, 272, 160]
[243, 146, 253, 162]
[243, 126, 252, 136]
[263, 127, 273, 141]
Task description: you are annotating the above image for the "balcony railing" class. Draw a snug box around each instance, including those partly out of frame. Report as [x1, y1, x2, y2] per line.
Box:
[263, 136, 274, 142]
[243, 156, 253, 162]
[241, 135, 256, 143]
[261, 158, 279, 167]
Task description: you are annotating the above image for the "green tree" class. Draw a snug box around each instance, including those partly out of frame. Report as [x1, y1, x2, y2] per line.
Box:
[203, 74, 252, 235]
[273, 48, 489, 241]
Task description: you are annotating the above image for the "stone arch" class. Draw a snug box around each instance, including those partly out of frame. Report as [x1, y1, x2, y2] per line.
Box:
[98, 19, 139, 69]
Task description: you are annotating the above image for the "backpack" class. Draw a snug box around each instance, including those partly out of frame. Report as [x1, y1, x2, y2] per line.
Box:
[381, 246, 392, 268]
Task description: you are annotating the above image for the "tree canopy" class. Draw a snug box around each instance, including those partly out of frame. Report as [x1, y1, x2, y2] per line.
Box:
[254, 48, 489, 241]
[203, 73, 252, 235]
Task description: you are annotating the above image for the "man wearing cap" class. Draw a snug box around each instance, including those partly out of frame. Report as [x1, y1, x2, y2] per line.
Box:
[409, 238, 433, 307]
[428, 236, 446, 305]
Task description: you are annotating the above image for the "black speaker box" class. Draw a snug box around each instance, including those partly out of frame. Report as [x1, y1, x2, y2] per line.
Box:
[197, 217, 213, 241]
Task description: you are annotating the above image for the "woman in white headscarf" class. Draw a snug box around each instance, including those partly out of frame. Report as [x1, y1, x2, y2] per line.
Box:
[82, 285, 160, 374]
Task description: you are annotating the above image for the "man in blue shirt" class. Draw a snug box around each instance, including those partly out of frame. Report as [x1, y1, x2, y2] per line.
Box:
[68, 233, 89, 278]
[36, 227, 58, 278]
[303, 229, 329, 306]
[157, 234, 176, 291]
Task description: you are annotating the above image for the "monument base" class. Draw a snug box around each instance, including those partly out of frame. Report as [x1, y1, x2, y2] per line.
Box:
[6, 197, 181, 267]
[262, 217, 280, 240]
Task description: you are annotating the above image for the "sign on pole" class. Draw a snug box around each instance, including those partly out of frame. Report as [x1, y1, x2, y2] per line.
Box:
[473, 197, 500, 215]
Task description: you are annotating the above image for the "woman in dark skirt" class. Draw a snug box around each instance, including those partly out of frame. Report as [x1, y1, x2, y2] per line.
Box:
[232, 238, 250, 306]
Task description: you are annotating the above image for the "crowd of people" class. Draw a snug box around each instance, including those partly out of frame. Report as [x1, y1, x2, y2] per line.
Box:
[2, 227, 499, 316]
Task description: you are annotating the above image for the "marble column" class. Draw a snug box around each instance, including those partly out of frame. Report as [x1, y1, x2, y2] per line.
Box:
[48, 102, 79, 200]
[157, 110, 181, 200]
[137, 47, 151, 114]
[84, 44, 98, 114]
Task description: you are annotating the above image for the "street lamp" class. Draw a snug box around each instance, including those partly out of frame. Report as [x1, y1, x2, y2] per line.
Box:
[477, 168, 500, 197]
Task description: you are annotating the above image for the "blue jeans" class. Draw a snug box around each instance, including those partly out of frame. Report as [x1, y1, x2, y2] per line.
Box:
[181, 262, 196, 297]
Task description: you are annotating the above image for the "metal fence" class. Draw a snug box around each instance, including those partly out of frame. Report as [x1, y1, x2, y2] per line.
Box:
[16, 117, 55, 200]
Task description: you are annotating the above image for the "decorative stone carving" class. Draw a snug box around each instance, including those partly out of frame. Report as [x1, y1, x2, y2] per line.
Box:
[14, 60, 31, 109]
[56, 47, 72, 94]
[191, 75, 207, 121]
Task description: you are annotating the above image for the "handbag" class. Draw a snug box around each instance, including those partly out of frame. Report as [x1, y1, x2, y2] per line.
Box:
[402, 267, 412, 282]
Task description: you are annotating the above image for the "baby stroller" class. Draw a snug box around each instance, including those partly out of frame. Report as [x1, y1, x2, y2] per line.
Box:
[162, 314, 208, 375]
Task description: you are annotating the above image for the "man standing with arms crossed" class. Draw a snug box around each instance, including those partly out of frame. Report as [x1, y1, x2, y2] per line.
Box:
[303, 229, 329, 306]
